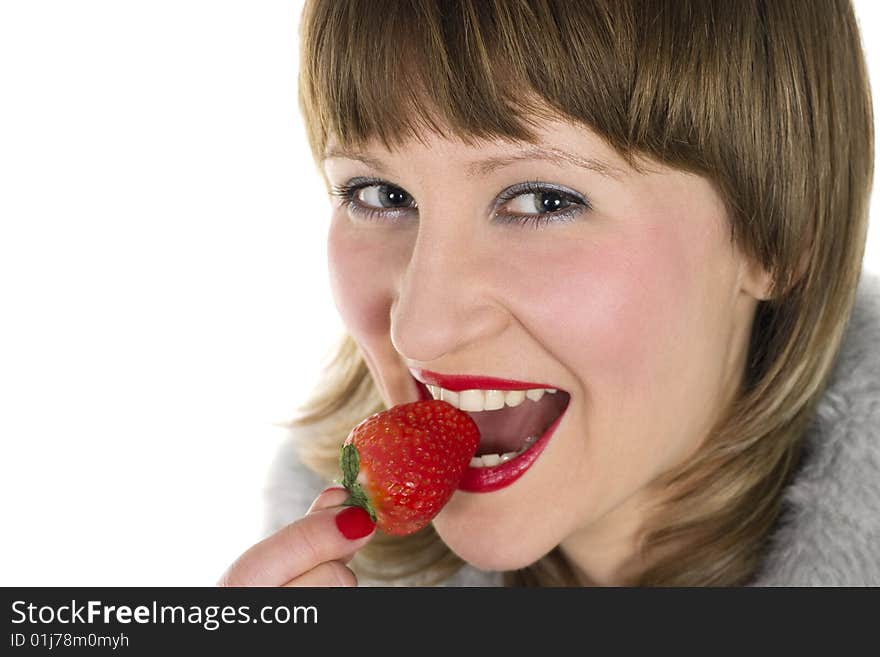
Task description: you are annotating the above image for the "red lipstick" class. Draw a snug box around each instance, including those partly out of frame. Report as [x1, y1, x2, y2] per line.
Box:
[457, 405, 566, 493]
[410, 368, 555, 392]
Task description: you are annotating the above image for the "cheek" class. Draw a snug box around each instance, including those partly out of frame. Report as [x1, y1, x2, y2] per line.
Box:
[510, 226, 699, 388]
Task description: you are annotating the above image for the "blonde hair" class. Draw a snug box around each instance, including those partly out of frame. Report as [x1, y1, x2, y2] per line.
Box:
[289, 0, 873, 585]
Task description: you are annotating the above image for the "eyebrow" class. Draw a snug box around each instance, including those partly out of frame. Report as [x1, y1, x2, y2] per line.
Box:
[322, 145, 625, 180]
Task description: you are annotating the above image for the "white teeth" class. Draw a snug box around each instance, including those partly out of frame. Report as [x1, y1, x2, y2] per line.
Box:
[504, 389, 526, 407]
[469, 451, 517, 468]
[458, 389, 485, 412]
[468, 436, 540, 468]
[484, 389, 505, 411]
[427, 385, 557, 411]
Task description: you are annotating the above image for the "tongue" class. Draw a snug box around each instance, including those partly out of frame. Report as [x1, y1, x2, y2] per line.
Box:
[465, 393, 567, 456]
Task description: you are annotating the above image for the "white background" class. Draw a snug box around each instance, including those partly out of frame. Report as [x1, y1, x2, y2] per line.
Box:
[1, 1, 878, 585]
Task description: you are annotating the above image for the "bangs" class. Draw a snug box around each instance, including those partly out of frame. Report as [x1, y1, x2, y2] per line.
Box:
[297, 0, 634, 161]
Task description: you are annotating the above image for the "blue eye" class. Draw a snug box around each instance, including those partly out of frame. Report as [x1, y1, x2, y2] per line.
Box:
[329, 177, 590, 228]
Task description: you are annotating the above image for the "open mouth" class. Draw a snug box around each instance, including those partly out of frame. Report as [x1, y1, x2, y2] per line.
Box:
[411, 368, 571, 491]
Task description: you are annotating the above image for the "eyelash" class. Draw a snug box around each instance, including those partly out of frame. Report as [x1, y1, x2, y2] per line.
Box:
[328, 177, 590, 228]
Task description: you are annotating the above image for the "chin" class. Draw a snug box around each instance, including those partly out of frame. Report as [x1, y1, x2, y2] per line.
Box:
[431, 515, 558, 572]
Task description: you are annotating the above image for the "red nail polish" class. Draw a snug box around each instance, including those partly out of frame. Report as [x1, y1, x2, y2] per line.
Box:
[335, 506, 375, 540]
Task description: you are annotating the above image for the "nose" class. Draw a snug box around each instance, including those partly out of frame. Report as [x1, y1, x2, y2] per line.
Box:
[389, 221, 510, 364]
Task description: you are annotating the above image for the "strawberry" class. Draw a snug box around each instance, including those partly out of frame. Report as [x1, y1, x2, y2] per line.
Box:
[339, 399, 480, 536]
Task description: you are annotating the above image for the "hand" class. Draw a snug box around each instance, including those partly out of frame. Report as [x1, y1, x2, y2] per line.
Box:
[217, 486, 375, 587]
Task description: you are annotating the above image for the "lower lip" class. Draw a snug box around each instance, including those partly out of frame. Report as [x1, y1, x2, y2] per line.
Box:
[458, 401, 567, 493]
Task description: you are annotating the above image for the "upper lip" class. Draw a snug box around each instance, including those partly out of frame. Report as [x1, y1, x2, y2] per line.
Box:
[410, 368, 560, 392]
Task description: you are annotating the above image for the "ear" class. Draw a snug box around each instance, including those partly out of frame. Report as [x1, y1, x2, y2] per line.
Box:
[736, 217, 816, 302]
[738, 255, 775, 301]
[738, 241, 811, 301]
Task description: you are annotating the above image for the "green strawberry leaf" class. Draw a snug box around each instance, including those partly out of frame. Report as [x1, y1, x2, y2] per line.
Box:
[339, 443, 377, 523]
[340, 443, 360, 487]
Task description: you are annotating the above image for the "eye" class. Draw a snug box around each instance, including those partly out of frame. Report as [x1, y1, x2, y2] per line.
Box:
[353, 184, 413, 209]
[329, 177, 416, 223]
[493, 181, 590, 228]
[505, 191, 571, 214]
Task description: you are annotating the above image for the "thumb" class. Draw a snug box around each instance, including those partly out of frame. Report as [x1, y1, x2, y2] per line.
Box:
[306, 485, 349, 515]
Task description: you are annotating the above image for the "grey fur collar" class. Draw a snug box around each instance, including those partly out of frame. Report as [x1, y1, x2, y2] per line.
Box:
[264, 273, 880, 586]
[749, 272, 880, 585]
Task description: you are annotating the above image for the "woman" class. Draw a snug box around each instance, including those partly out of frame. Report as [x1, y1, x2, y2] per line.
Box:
[220, 0, 878, 586]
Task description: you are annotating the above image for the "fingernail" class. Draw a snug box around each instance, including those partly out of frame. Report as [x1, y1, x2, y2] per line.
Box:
[335, 506, 375, 540]
[307, 486, 351, 515]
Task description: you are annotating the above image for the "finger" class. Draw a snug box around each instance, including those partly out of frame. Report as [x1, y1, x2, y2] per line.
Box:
[217, 505, 375, 587]
[282, 560, 357, 587]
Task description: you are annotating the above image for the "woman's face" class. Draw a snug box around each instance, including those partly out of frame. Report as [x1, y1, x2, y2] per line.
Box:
[322, 118, 768, 582]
